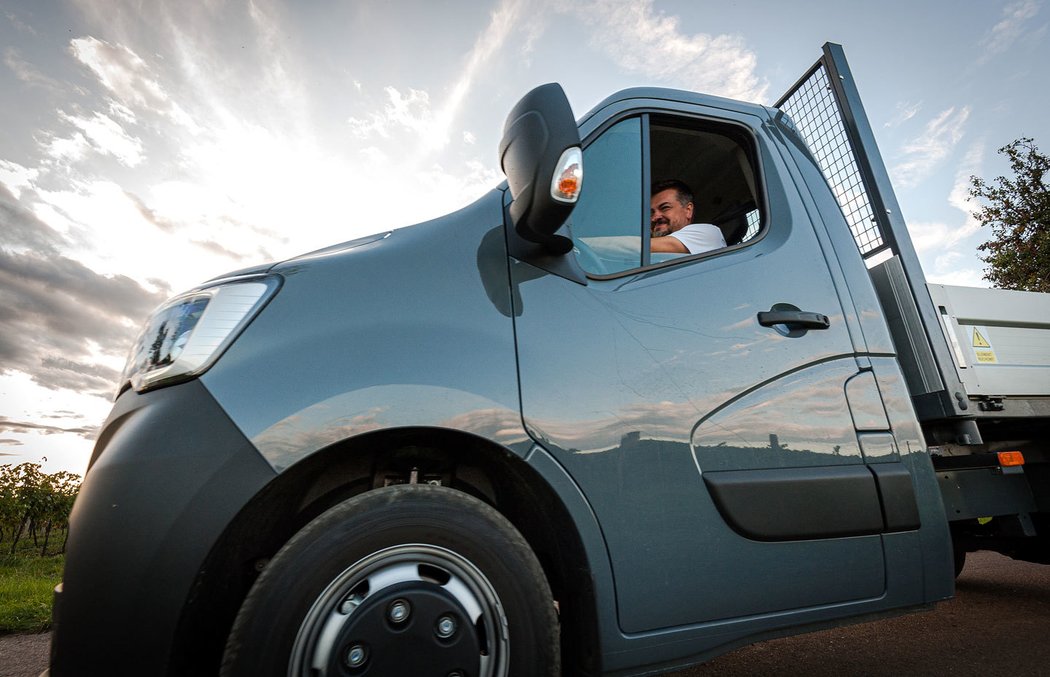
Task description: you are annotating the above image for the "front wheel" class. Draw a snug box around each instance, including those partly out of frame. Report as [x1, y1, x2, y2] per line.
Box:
[221, 485, 559, 676]
[953, 542, 967, 578]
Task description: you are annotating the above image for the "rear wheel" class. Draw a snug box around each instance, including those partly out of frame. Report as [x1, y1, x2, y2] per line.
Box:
[221, 484, 559, 676]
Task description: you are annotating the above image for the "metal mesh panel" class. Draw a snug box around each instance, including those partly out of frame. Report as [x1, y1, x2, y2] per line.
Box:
[777, 64, 884, 256]
[743, 209, 761, 241]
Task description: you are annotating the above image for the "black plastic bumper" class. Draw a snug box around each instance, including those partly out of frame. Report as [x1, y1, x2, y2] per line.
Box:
[50, 379, 276, 676]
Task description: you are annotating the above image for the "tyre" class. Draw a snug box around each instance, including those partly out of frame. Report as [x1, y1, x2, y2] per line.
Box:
[953, 540, 967, 578]
[221, 484, 559, 676]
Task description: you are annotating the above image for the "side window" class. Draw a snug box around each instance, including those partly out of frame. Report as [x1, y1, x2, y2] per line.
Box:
[567, 118, 643, 274]
[570, 114, 764, 276]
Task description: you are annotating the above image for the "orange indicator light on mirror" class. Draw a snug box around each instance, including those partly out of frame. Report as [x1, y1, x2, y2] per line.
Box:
[556, 172, 580, 198]
[998, 451, 1025, 467]
[550, 147, 582, 203]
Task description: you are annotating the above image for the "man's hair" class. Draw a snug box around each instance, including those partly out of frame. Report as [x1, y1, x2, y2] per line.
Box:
[652, 179, 693, 207]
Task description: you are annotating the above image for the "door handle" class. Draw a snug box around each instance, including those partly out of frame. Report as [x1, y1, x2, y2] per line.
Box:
[757, 310, 831, 330]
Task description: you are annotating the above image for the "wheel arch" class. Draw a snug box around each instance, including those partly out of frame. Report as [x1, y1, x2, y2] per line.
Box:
[170, 426, 601, 676]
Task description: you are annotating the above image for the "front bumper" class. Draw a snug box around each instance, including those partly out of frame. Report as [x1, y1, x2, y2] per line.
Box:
[50, 379, 276, 676]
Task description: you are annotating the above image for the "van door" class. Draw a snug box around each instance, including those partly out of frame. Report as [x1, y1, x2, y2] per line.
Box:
[511, 103, 907, 633]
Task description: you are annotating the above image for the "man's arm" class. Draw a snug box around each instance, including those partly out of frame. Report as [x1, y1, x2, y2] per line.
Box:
[657, 224, 726, 255]
[650, 235, 689, 253]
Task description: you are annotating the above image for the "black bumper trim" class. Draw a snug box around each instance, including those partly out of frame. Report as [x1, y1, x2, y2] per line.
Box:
[50, 379, 276, 676]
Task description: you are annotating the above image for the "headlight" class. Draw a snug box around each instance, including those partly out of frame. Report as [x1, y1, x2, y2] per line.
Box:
[119, 275, 280, 395]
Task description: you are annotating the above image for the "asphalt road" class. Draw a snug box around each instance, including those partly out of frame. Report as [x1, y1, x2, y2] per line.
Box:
[671, 550, 1050, 676]
[2, 551, 1048, 676]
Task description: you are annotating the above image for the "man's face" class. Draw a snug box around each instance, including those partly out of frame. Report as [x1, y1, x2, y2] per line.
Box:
[650, 189, 694, 238]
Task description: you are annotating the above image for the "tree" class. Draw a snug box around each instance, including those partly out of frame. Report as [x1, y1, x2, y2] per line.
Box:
[0, 462, 81, 555]
[969, 137, 1050, 293]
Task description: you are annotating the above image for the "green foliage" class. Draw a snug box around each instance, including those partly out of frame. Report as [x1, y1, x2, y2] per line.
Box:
[969, 138, 1050, 293]
[0, 463, 77, 633]
[0, 463, 81, 556]
[0, 550, 64, 634]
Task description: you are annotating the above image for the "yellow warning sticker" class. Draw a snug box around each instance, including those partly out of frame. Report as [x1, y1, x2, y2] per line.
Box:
[972, 327, 997, 363]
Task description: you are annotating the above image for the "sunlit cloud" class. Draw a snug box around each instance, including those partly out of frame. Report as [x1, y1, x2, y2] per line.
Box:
[0, 160, 39, 200]
[59, 109, 144, 167]
[348, 0, 528, 155]
[69, 36, 197, 130]
[41, 131, 91, 168]
[892, 106, 971, 188]
[947, 142, 985, 236]
[926, 261, 986, 287]
[562, 0, 767, 101]
[0, 240, 166, 396]
[3, 0, 515, 446]
[906, 142, 987, 287]
[0, 416, 97, 439]
[431, 0, 529, 150]
[0, 371, 112, 473]
[913, 142, 985, 249]
[348, 86, 437, 140]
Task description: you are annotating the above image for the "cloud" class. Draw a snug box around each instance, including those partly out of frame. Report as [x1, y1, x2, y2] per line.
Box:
[892, 106, 971, 188]
[946, 143, 985, 236]
[925, 263, 987, 288]
[41, 131, 92, 168]
[909, 219, 963, 258]
[564, 0, 767, 101]
[433, 0, 529, 145]
[906, 141, 988, 287]
[1, 0, 512, 411]
[0, 416, 97, 439]
[0, 246, 166, 395]
[0, 161, 39, 200]
[348, 87, 437, 140]
[909, 146, 984, 257]
[980, 0, 1042, 60]
[413, 159, 504, 210]
[348, 0, 528, 154]
[0, 180, 61, 253]
[884, 101, 922, 128]
[56, 109, 144, 167]
[344, 0, 767, 159]
[69, 36, 197, 130]
[4, 47, 63, 92]
[4, 9, 38, 36]
[121, 188, 177, 233]
[0, 182, 167, 396]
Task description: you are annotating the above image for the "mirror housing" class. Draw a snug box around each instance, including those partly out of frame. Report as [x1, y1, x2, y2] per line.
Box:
[499, 83, 581, 254]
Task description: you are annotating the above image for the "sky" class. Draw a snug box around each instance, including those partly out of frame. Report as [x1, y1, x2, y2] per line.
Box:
[1, 0, 1047, 476]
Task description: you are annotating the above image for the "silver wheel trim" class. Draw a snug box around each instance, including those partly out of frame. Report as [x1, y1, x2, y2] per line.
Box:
[288, 543, 510, 677]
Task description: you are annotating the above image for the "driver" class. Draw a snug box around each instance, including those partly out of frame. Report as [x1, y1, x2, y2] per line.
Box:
[649, 179, 726, 255]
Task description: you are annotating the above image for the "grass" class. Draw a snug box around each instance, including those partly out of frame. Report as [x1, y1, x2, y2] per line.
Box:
[0, 538, 65, 635]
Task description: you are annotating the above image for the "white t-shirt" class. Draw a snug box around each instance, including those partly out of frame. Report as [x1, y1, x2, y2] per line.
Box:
[669, 223, 726, 254]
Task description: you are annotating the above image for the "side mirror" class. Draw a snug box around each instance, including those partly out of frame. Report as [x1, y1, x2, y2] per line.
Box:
[498, 83, 582, 254]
